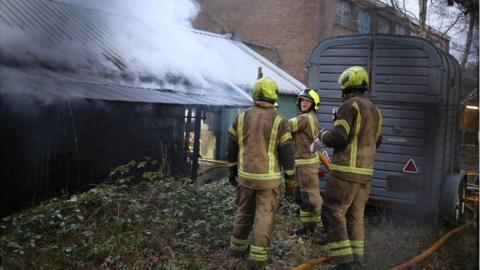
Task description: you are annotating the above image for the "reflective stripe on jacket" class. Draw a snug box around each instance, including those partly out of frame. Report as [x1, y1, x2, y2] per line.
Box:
[289, 111, 320, 167]
[321, 94, 382, 183]
[228, 101, 294, 189]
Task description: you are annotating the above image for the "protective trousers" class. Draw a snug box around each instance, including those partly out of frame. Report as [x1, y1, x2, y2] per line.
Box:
[295, 166, 323, 229]
[323, 175, 370, 264]
[230, 185, 280, 263]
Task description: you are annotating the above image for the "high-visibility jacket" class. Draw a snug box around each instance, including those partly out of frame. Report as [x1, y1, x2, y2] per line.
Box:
[320, 93, 382, 184]
[289, 111, 320, 167]
[227, 101, 295, 190]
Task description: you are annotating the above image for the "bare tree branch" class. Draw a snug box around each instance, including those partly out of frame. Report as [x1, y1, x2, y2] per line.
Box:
[418, 0, 428, 36]
[442, 11, 463, 36]
[461, 14, 476, 67]
[389, 0, 398, 9]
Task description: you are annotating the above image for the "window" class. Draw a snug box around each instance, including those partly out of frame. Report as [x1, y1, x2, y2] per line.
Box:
[395, 24, 406, 35]
[377, 16, 390, 33]
[336, 0, 352, 28]
[358, 9, 371, 33]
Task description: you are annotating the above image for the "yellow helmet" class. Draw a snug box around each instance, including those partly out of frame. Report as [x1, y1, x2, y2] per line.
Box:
[252, 77, 279, 102]
[338, 66, 369, 91]
[297, 88, 320, 111]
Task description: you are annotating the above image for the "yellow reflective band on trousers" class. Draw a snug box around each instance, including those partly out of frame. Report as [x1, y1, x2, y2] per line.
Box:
[249, 245, 268, 262]
[334, 119, 350, 134]
[330, 164, 373, 175]
[376, 107, 382, 141]
[300, 210, 315, 223]
[350, 240, 365, 255]
[314, 215, 324, 229]
[300, 211, 323, 228]
[328, 240, 353, 257]
[351, 101, 361, 167]
[230, 236, 249, 251]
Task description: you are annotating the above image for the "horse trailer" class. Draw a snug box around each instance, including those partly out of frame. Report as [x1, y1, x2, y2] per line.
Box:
[309, 34, 466, 222]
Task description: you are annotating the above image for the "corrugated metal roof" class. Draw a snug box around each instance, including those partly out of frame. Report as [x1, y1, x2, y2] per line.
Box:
[0, 0, 304, 106]
[0, 66, 250, 107]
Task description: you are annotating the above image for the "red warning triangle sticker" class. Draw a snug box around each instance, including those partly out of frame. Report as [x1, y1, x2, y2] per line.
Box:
[321, 151, 330, 162]
[403, 159, 419, 174]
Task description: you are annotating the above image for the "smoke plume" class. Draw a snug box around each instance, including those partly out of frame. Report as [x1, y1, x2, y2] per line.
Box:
[0, 0, 253, 101]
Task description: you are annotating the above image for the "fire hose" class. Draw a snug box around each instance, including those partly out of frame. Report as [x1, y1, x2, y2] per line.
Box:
[292, 161, 478, 270]
[292, 219, 475, 270]
[389, 221, 474, 270]
[292, 256, 330, 270]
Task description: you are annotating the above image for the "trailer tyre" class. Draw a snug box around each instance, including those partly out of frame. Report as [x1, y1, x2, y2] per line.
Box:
[439, 172, 467, 224]
[454, 181, 466, 223]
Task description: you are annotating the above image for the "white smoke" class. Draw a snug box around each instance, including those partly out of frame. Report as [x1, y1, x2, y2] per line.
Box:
[0, 0, 253, 101]
[59, 0, 200, 27]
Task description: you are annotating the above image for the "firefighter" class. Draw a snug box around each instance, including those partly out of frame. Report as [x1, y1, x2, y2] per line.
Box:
[227, 77, 295, 270]
[314, 66, 382, 270]
[288, 88, 326, 244]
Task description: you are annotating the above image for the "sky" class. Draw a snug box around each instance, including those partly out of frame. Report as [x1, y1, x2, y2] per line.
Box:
[379, 0, 472, 60]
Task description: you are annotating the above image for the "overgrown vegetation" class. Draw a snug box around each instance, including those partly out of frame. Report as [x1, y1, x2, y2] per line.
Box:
[1, 158, 237, 269]
[1, 157, 478, 270]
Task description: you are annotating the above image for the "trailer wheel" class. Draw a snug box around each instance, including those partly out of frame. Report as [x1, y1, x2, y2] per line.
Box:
[454, 181, 466, 223]
[439, 172, 467, 224]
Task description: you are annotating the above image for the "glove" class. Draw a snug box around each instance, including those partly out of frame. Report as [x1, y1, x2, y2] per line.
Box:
[228, 165, 238, 187]
[310, 137, 325, 153]
[228, 175, 238, 187]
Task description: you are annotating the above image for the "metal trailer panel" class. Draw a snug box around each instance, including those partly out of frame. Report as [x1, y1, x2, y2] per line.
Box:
[308, 34, 461, 213]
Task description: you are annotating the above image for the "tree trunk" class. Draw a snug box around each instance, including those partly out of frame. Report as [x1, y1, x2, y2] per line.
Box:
[461, 14, 475, 67]
[418, 0, 427, 36]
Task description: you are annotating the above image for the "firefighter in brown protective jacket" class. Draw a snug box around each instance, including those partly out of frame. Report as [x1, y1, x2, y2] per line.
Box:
[227, 77, 295, 270]
[314, 66, 382, 270]
[288, 89, 327, 244]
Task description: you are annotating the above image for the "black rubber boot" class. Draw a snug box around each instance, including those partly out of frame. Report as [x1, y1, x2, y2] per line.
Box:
[353, 262, 362, 270]
[247, 260, 267, 270]
[313, 232, 328, 245]
[335, 262, 355, 270]
[229, 249, 248, 258]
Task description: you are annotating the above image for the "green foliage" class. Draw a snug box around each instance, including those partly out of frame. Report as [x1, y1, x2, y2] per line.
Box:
[1, 157, 478, 269]
[1, 158, 236, 269]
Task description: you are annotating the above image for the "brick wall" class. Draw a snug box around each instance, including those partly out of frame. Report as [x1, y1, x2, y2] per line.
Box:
[194, 0, 449, 84]
[194, 0, 340, 83]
